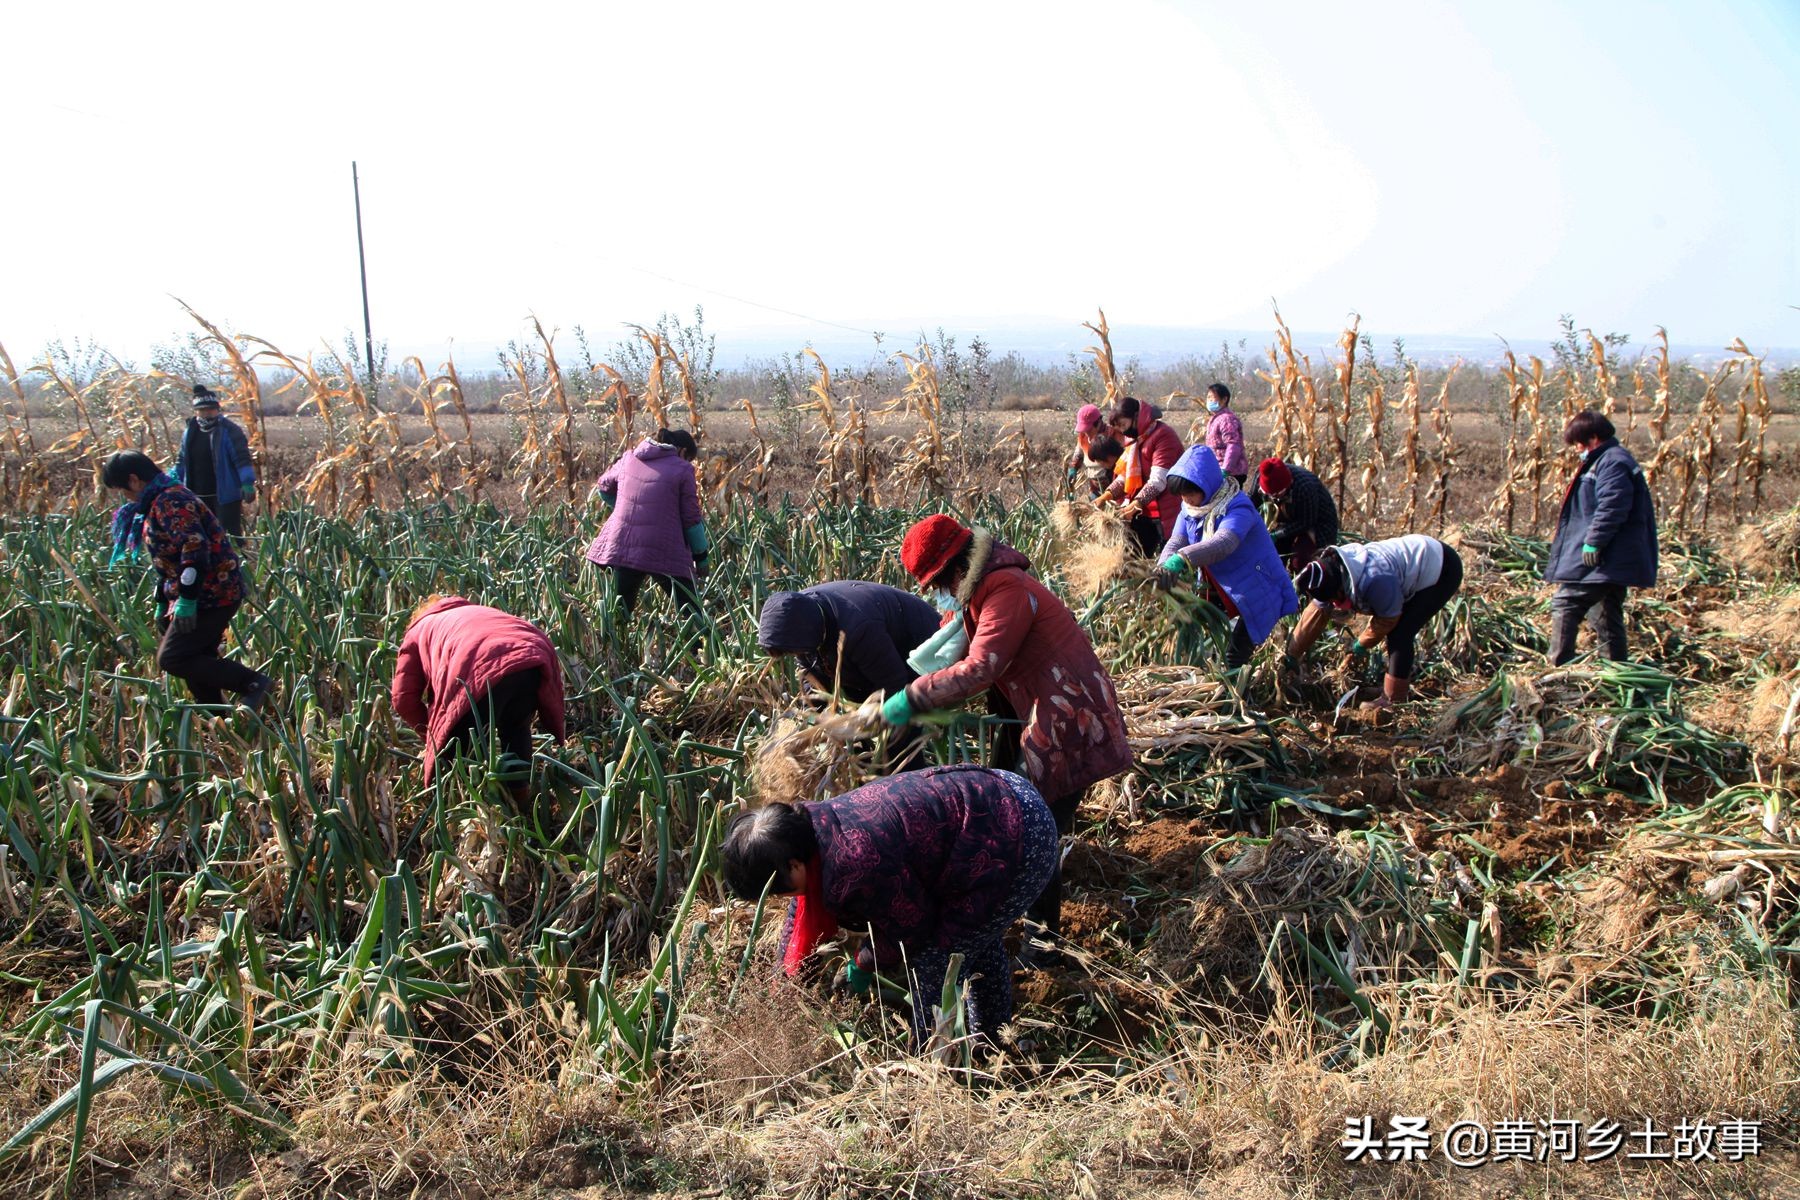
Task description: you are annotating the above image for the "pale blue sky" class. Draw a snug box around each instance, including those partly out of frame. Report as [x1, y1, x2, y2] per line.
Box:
[4, 0, 1797, 360]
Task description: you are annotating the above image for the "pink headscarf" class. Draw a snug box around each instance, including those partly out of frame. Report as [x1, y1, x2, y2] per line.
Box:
[1076, 404, 1103, 434]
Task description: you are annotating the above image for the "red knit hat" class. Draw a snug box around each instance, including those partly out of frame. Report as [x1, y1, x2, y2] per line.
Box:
[900, 514, 974, 586]
[1258, 457, 1293, 495]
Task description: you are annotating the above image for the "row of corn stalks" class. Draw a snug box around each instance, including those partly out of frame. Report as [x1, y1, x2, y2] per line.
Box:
[0, 305, 1783, 539]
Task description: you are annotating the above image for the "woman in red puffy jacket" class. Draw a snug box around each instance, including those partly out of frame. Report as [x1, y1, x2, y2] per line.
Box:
[391, 595, 567, 798]
[880, 515, 1130, 960]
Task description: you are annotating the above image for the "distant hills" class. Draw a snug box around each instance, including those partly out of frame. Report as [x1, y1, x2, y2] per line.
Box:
[388, 320, 1798, 373]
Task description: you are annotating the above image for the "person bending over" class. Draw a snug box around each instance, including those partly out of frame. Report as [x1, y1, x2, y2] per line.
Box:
[721, 764, 1060, 1051]
[1285, 535, 1463, 708]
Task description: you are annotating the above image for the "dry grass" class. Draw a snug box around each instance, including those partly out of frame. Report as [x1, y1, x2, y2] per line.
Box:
[1051, 499, 1134, 600]
[749, 700, 886, 804]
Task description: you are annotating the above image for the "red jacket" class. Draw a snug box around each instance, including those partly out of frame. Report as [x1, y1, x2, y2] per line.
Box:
[906, 540, 1131, 801]
[391, 598, 567, 781]
[1132, 416, 1185, 538]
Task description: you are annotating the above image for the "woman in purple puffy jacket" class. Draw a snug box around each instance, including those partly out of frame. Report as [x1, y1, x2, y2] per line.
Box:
[584, 429, 709, 622]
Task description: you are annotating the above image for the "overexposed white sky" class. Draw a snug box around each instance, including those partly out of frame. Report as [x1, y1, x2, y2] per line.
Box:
[5, 0, 1798, 361]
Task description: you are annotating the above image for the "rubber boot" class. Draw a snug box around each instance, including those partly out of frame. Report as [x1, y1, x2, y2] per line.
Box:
[1379, 673, 1410, 707]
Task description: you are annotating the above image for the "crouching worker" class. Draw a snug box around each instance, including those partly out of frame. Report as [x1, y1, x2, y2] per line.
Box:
[721, 764, 1059, 1050]
[101, 451, 272, 711]
[882, 515, 1130, 959]
[391, 596, 566, 802]
[1158, 446, 1298, 684]
[1285, 535, 1463, 708]
[1251, 456, 1338, 571]
[758, 582, 943, 767]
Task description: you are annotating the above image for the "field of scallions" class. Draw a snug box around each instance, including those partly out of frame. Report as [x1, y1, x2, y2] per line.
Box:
[4, 310, 1800, 1197]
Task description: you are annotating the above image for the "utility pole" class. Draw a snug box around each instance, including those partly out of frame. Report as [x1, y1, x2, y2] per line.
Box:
[352, 161, 376, 400]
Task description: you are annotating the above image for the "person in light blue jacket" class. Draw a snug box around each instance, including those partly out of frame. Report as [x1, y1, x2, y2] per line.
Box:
[1157, 444, 1299, 681]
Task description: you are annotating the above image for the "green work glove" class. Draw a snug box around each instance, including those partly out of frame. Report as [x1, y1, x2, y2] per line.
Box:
[1348, 639, 1371, 657]
[685, 523, 710, 555]
[881, 690, 915, 727]
[843, 961, 873, 996]
[1160, 553, 1187, 574]
[241, 484, 255, 503]
[1581, 543, 1600, 568]
[171, 595, 199, 635]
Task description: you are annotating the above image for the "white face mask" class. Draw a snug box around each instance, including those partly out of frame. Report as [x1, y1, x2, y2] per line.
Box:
[931, 588, 957, 613]
[1578, 447, 1592, 462]
[1182, 500, 1206, 517]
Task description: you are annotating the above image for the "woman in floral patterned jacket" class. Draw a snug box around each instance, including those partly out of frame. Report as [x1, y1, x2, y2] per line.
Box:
[880, 515, 1130, 960]
[102, 450, 272, 712]
[721, 764, 1059, 1049]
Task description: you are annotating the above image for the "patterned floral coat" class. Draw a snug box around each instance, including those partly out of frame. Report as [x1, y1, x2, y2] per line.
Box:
[806, 764, 1031, 968]
[139, 479, 245, 610]
[906, 538, 1131, 801]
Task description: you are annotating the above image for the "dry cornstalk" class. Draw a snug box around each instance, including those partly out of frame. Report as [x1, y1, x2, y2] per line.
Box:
[1082, 308, 1124, 406]
[1361, 374, 1386, 530]
[1493, 345, 1525, 533]
[1399, 361, 1424, 533]
[1727, 338, 1771, 516]
[532, 317, 580, 504]
[1429, 362, 1461, 533]
[1329, 316, 1360, 520]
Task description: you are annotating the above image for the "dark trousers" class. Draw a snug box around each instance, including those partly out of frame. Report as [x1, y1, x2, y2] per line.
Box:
[158, 604, 262, 704]
[437, 668, 542, 774]
[983, 690, 1075, 940]
[196, 495, 244, 537]
[611, 566, 701, 620]
[1549, 583, 1629, 665]
[1275, 530, 1322, 573]
[1023, 788, 1082, 942]
[1384, 546, 1463, 679]
[1128, 513, 1165, 558]
[1224, 617, 1256, 670]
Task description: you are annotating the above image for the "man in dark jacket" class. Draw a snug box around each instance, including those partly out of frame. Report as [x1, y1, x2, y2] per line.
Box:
[1545, 410, 1658, 665]
[176, 385, 256, 536]
[1249, 456, 1338, 570]
[102, 450, 273, 711]
[759, 581, 941, 768]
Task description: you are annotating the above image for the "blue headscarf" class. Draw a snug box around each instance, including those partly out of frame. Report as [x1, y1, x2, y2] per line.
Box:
[108, 503, 144, 565]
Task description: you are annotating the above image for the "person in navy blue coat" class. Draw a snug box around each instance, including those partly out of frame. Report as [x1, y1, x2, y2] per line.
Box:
[757, 581, 942, 703]
[1545, 410, 1659, 665]
[759, 581, 943, 769]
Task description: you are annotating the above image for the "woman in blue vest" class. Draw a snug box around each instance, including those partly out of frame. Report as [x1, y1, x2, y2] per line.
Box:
[1157, 445, 1299, 684]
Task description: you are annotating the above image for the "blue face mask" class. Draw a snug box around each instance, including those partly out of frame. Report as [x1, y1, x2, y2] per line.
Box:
[931, 588, 957, 614]
[1578, 447, 1592, 462]
[1206, 401, 1221, 414]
